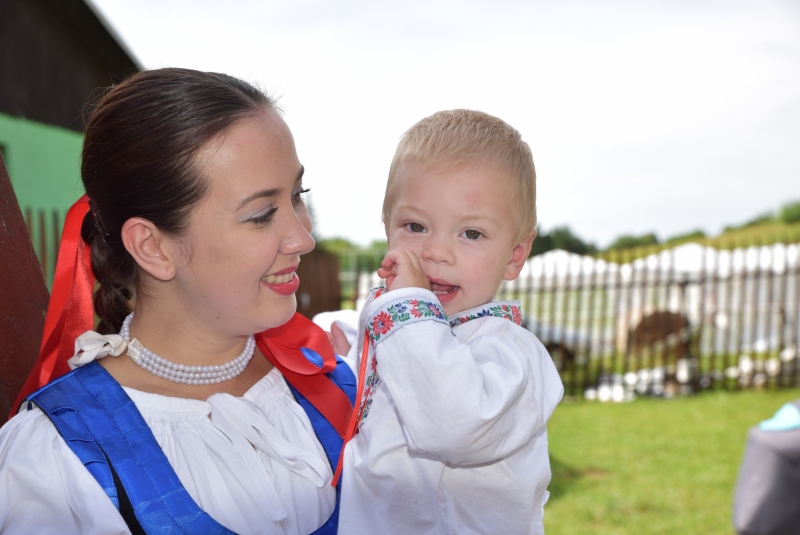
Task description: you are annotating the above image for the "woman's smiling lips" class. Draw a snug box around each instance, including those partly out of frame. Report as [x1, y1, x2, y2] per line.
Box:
[262, 266, 300, 295]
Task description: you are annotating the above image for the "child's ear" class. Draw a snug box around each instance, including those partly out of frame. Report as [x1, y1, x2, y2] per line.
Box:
[120, 217, 178, 281]
[503, 232, 535, 281]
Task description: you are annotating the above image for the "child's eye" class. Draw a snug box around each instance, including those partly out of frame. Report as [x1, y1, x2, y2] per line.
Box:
[462, 229, 483, 240]
[406, 222, 426, 233]
[250, 207, 278, 226]
[292, 187, 310, 206]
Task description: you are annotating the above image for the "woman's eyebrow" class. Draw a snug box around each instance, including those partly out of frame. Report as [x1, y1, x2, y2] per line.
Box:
[237, 188, 280, 210]
[236, 166, 305, 210]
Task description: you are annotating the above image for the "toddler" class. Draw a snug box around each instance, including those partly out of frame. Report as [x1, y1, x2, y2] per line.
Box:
[339, 109, 563, 534]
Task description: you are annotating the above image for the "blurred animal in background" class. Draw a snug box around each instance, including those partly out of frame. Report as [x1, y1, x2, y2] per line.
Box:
[630, 310, 694, 359]
[629, 310, 701, 395]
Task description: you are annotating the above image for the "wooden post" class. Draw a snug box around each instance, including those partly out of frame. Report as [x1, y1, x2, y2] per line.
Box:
[0, 153, 49, 417]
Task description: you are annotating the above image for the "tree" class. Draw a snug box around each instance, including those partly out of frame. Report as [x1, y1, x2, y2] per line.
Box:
[316, 236, 359, 255]
[665, 229, 706, 245]
[779, 200, 800, 224]
[607, 233, 659, 251]
[530, 225, 596, 257]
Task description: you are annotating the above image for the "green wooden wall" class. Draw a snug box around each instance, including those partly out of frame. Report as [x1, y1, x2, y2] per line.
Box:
[0, 112, 84, 284]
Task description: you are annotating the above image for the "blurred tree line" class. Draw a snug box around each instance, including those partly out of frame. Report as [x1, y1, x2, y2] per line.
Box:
[317, 198, 800, 262]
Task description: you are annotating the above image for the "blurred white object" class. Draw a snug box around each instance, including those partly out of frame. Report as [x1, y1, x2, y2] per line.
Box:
[312, 310, 359, 348]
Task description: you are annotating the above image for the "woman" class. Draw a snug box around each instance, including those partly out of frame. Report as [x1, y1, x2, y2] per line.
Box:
[0, 68, 355, 534]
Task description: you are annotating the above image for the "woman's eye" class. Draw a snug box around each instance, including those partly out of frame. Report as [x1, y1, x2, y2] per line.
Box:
[292, 187, 310, 205]
[407, 222, 426, 233]
[463, 229, 483, 240]
[250, 207, 278, 225]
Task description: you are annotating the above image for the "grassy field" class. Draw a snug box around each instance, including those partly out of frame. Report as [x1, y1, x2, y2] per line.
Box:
[544, 388, 800, 534]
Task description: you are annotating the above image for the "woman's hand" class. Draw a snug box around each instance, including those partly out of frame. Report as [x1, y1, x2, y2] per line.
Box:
[377, 250, 431, 292]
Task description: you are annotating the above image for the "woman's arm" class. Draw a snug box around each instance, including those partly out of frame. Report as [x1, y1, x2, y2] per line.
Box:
[0, 408, 130, 534]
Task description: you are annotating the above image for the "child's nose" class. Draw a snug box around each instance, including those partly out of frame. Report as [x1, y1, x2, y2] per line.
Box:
[420, 234, 455, 265]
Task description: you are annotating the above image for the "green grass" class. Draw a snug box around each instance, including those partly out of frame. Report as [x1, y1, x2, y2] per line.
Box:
[545, 388, 800, 534]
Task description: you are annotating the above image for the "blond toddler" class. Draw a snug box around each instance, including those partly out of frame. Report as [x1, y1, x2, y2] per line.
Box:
[339, 109, 564, 535]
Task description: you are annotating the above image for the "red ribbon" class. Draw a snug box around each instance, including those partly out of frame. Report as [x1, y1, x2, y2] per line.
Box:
[330, 287, 382, 486]
[257, 313, 353, 438]
[13, 196, 95, 413]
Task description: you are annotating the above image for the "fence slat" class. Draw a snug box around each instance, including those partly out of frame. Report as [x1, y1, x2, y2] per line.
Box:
[349, 241, 800, 398]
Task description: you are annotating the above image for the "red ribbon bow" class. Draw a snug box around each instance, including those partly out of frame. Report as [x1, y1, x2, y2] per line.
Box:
[13, 196, 95, 412]
[257, 313, 353, 437]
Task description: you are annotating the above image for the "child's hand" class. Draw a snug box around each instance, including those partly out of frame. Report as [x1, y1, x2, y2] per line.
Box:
[377, 250, 431, 292]
[326, 322, 352, 356]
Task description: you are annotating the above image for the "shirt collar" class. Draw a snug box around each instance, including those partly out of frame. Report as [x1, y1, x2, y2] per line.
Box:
[448, 301, 522, 328]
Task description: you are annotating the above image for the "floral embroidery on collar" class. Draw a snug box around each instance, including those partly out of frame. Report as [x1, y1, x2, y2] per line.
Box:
[367, 297, 448, 343]
[448, 302, 522, 328]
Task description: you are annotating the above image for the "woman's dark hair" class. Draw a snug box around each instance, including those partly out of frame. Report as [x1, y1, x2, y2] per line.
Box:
[80, 68, 275, 334]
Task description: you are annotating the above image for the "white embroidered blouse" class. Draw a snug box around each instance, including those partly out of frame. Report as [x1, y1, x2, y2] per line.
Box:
[339, 287, 564, 535]
[0, 364, 336, 534]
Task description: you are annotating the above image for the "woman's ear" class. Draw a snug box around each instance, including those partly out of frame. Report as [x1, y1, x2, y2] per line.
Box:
[120, 218, 177, 281]
[503, 232, 535, 281]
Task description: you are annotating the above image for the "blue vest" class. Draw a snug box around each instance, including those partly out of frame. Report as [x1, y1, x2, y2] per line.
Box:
[26, 358, 356, 534]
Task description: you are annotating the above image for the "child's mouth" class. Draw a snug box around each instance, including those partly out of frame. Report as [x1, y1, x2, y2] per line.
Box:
[431, 282, 458, 296]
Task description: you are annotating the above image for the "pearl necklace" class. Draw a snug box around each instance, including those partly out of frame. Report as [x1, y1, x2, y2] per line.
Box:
[120, 313, 255, 385]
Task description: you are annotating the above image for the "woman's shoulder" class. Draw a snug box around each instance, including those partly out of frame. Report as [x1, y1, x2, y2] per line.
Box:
[0, 404, 75, 470]
[1, 403, 60, 447]
[0, 405, 130, 533]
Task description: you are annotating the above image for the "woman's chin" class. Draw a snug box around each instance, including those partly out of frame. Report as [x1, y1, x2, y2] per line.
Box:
[254, 300, 297, 334]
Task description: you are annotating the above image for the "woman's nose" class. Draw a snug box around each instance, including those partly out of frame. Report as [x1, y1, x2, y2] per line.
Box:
[281, 205, 315, 256]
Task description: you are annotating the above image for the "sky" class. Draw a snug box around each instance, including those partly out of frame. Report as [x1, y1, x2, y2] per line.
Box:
[89, 0, 800, 249]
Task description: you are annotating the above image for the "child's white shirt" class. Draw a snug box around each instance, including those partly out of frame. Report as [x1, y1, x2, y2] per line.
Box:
[339, 287, 564, 535]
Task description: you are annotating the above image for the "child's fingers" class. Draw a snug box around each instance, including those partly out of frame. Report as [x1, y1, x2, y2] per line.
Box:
[381, 250, 401, 269]
[330, 322, 352, 356]
[381, 249, 429, 291]
[384, 274, 396, 291]
[405, 250, 423, 272]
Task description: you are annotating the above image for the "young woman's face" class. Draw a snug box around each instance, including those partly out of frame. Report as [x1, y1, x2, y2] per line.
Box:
[172, 111, 315, 336]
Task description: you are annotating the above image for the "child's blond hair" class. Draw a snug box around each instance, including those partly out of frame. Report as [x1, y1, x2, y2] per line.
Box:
[383, 109, 536, 243]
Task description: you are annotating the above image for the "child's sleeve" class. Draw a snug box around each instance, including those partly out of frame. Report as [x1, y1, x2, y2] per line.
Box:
[364, 288, 562, 466]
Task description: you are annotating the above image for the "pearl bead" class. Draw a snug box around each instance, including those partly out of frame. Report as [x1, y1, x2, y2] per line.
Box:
[120, 313, 255, 386]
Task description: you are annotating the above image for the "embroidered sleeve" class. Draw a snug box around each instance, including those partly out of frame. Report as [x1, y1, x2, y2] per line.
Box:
[367, 297, 448, 344]
[371, 305, 551, 465]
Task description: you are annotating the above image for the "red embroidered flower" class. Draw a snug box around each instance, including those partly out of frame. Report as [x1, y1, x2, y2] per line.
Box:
[409, 299, 422, 318]
[512, 307, 521, 325]
[372, 312, 394, 335]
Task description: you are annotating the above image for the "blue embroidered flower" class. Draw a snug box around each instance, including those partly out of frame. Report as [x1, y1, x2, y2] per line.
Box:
[450, 302, 522, 327]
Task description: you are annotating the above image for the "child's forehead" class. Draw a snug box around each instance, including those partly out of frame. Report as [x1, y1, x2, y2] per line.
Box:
[391, 161, 520, 217]
[394, 159, 517, 196]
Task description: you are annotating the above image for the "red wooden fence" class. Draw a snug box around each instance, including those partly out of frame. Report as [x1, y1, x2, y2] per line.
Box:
[0, 153, 49, 416]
